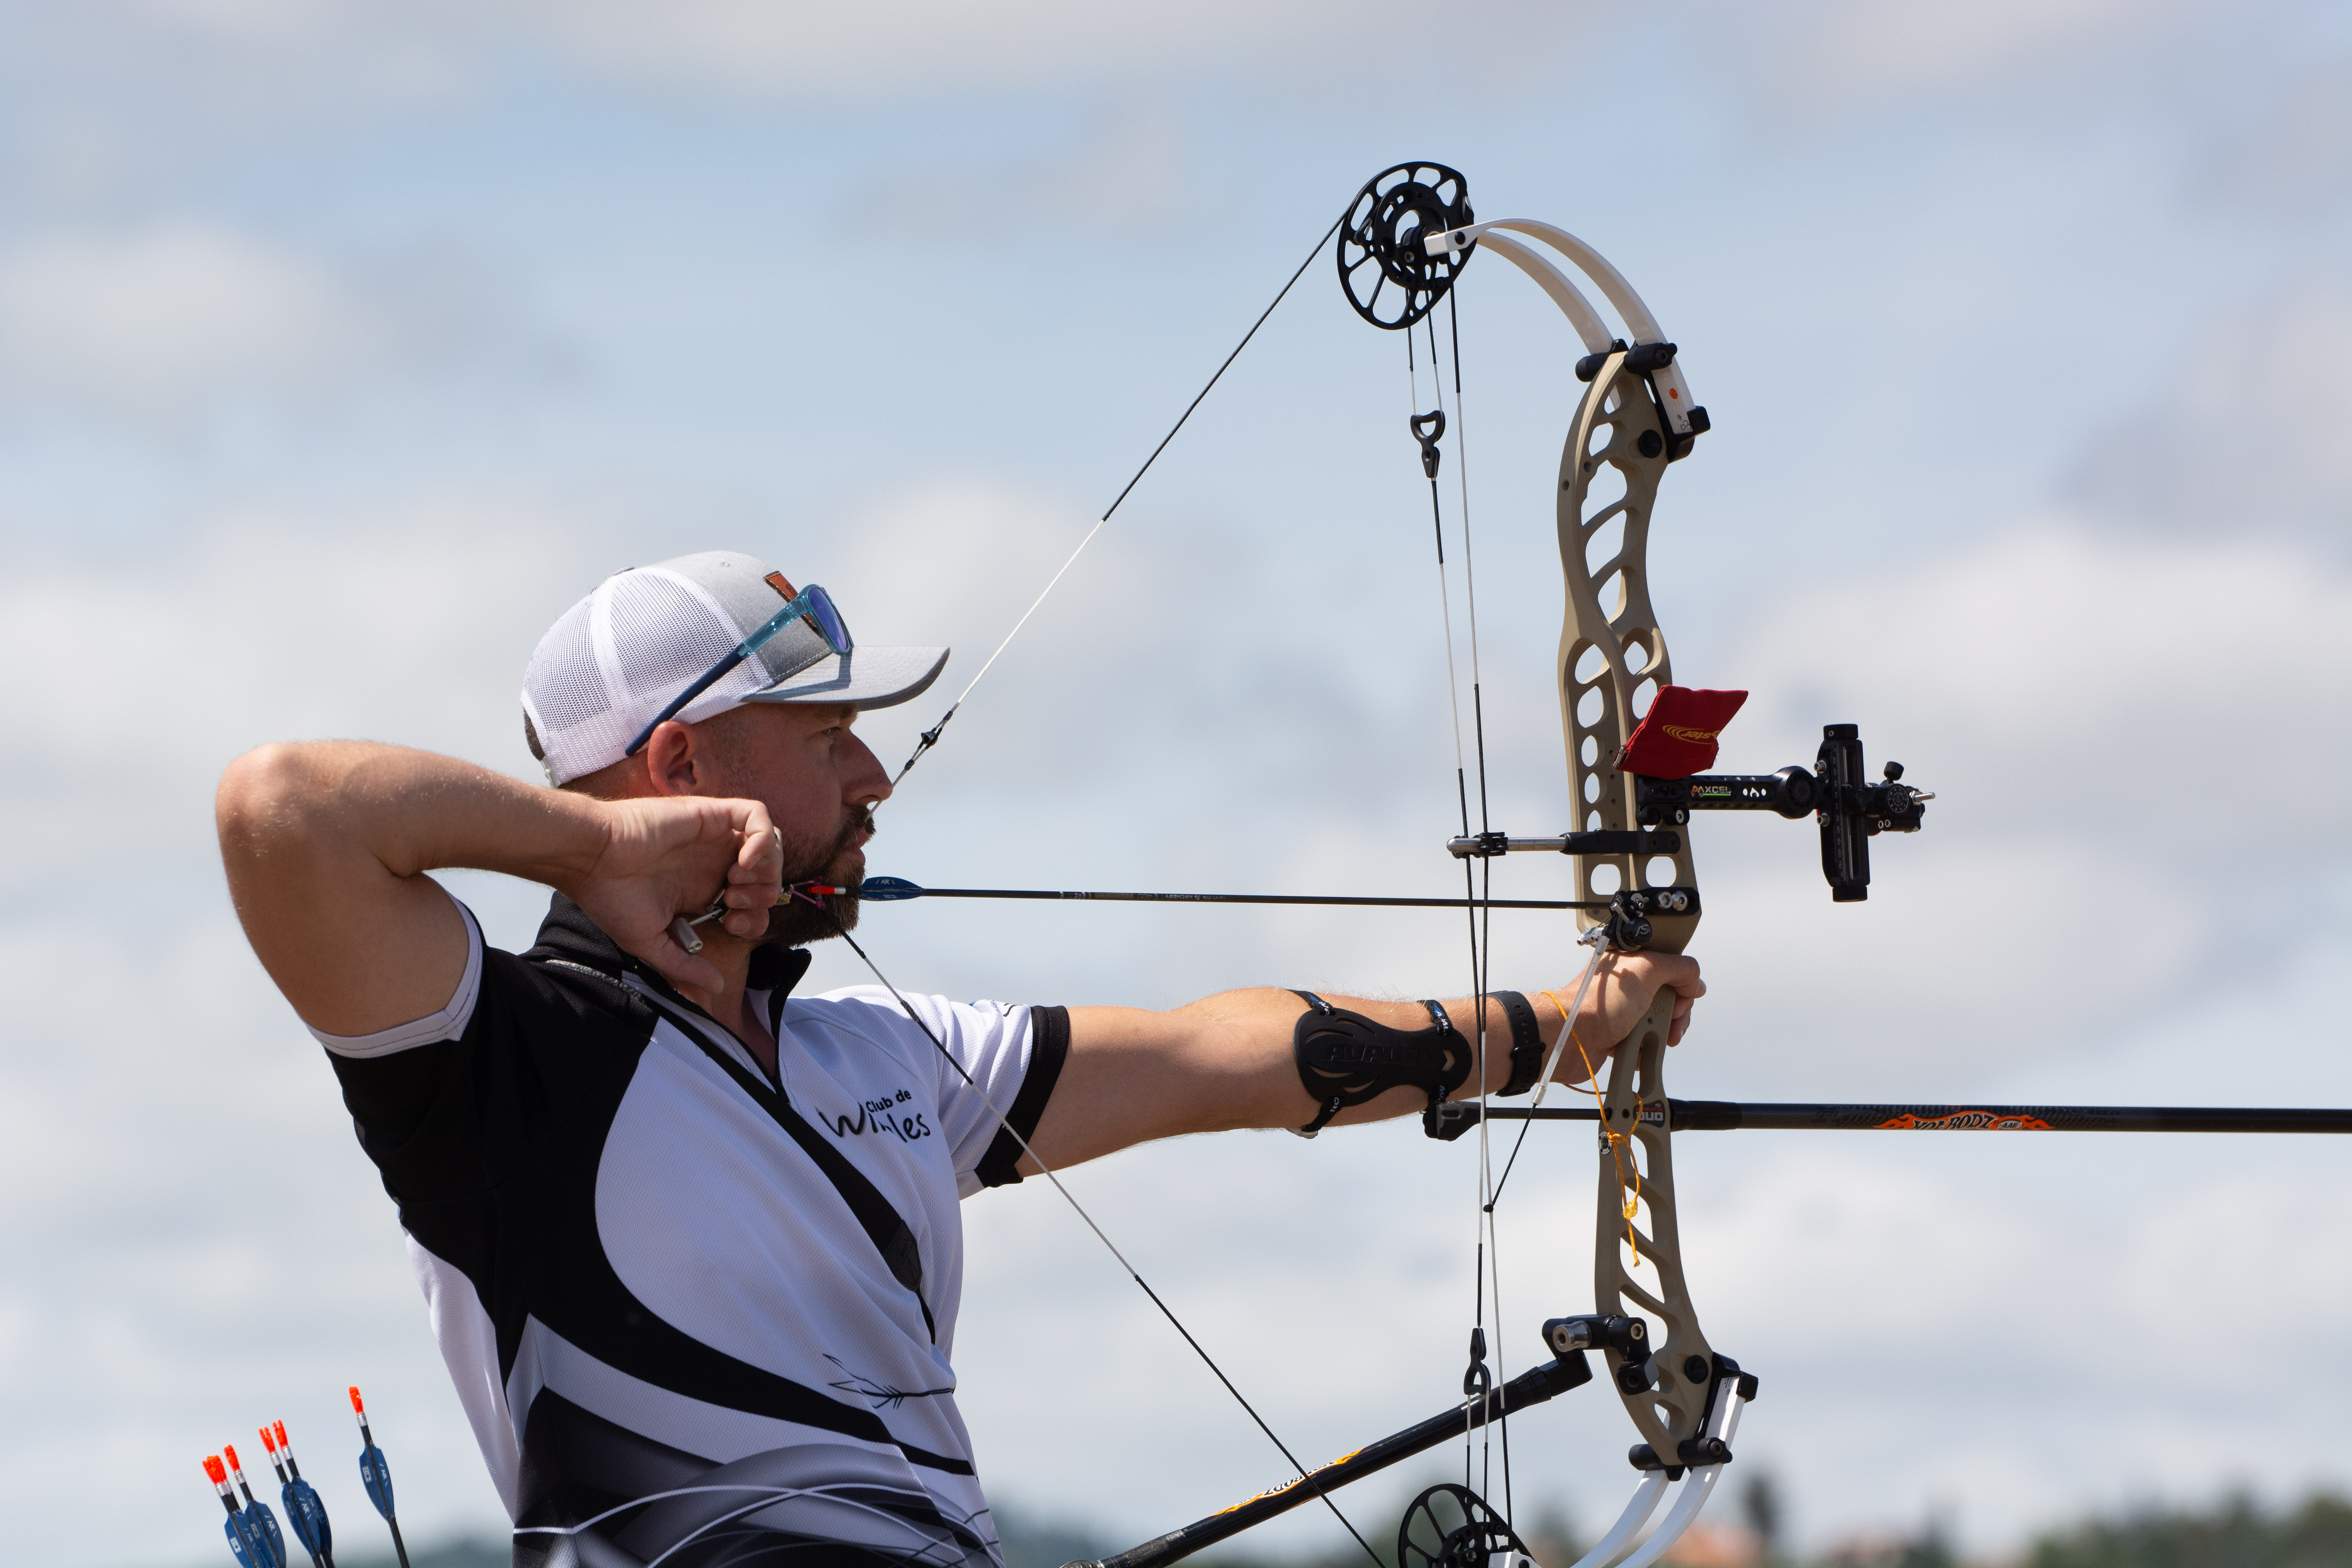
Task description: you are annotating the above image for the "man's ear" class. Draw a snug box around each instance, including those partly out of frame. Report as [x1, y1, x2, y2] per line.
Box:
[641, 720, 707, 798]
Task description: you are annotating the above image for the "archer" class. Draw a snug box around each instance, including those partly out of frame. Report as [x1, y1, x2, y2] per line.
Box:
[214, 547, 1703, 1568]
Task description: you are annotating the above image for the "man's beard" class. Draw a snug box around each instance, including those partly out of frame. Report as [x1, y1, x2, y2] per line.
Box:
[759, 809, 872, 949]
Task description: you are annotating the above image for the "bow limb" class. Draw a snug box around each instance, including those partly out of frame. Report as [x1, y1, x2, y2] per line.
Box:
[1426, 220, 1703, 431]
[1452, 232, 1615, 353]
[1609, 1378, 1753, 1568]
[1558, 1473, 1671, 1568]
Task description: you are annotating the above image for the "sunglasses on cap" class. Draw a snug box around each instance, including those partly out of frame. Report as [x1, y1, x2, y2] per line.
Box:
[623, 581, 853, 758]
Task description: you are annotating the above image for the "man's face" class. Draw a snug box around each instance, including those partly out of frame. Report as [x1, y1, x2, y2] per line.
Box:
[696, 701, 888, 943]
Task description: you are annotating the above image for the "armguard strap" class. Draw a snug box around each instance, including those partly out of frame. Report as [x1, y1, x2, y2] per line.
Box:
[1289, 992, 1474, 1139]
[1492, 990, 1546, 1097]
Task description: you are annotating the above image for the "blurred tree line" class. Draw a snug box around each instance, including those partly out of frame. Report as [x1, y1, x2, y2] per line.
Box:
[152, 1486, 2352, 1568]
[993, 1484, 2352, 1568]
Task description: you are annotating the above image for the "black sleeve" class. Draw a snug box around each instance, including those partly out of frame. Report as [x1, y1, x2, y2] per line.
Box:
[973, 1004, 1070, 1189]
[325, 951, 606, 1213]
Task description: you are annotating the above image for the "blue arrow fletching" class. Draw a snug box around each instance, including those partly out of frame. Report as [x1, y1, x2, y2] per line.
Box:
[247, 1499, 289, 1568]
[359, 1440, 396, 1519]
[223, 1510, 262, 1568]
[283, 1477, 332, 1558]
[857, 876, 923, 900]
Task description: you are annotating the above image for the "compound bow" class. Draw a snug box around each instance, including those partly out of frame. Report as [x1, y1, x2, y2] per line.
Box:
[815, 157, 2349, 1568]
[794, 150, 2352, 1568]
[1336, 161, 1931, 1568]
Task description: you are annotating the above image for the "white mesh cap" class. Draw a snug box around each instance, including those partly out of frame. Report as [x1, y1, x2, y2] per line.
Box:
[520, 551, 949, 786]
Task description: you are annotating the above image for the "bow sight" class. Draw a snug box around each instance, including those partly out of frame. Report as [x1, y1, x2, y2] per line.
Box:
[1637, 724, 1932, 904]
[1450, 718, 1935, 926]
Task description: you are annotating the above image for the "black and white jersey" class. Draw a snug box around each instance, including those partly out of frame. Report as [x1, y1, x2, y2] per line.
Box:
[314, 891, 1066, 1568]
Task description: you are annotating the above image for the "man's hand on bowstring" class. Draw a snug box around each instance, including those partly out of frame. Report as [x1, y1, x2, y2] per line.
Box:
[1541, 949, 1706, 1082]
[563, 797, 786, 993]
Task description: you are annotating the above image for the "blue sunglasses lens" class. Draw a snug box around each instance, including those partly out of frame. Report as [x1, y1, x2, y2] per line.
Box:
[802, 588, 851, 654]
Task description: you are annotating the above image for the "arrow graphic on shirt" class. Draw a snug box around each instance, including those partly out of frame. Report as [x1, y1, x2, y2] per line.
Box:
[823, 1355, 956, 1410]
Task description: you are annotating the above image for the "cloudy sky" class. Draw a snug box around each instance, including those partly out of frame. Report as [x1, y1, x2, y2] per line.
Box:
[2, 2, 2347, 1565]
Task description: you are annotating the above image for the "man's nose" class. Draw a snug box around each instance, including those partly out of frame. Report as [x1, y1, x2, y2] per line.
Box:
[845, 731, 893, 804]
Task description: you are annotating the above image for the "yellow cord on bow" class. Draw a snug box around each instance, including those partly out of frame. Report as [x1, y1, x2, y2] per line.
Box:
[1541, 987, 1642, 1267]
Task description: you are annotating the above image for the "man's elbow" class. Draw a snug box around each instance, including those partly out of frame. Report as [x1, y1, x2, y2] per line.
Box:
[216, 742, 334, 862]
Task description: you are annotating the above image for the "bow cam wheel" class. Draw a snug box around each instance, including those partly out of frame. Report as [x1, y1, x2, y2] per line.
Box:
[1397, 1483, 1527, 1568]
[1338, 162, 1475, 331]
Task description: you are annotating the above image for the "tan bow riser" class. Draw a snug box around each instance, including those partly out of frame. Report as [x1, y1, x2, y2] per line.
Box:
[1430, 211, 1727, 1481]
[1556, 348, 1717, 1470]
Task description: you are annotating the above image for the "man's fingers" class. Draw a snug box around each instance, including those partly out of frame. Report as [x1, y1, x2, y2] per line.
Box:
[722, 907, 773, 940]
[730, 806, 779, 865]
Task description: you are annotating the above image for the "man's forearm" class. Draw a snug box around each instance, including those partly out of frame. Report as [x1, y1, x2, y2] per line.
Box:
[1167, 985, 1571, 1124]
[219, 741, 606, 888]
[1039, 987, 1573, 1171]
[1040, 958, 1700, 1172]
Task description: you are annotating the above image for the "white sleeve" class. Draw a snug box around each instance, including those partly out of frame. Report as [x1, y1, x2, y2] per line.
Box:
[928, 998, 1039, 1189]
[802, 988, 1044, 1197]
[307, 898, 485, 1058]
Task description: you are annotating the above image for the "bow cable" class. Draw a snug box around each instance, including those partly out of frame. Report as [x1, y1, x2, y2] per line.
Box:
[892, 213, 1347, 787]
[1448, 287, 1516, 1521]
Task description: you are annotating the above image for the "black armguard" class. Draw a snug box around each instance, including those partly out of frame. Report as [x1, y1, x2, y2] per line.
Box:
[1289, 992, 1474, 1139]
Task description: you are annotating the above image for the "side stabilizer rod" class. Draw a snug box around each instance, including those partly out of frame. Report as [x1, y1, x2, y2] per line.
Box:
[1425, 1101, 2352, 1140]
[1059, 1354, 1593, 1568]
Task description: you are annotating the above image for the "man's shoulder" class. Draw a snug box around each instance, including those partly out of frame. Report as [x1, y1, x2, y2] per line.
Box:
[790, 988, 1025, 1041]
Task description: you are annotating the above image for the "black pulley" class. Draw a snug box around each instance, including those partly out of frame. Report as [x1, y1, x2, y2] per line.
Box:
[1338, 162, 1475, 330]
[1397, 1483, 1526, 1568]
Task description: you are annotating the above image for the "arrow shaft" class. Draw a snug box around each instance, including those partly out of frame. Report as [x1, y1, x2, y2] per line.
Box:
[873, 886, 1598, 910]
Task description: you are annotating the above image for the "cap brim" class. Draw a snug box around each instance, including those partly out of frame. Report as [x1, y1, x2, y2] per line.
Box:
[741, 645, 949, 710]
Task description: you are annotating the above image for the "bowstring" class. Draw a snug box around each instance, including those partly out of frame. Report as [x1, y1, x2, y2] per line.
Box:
[827, 913, 1386, 1568]
[890, 212, 1347, 788]
[1414, 287, 1508, 1513]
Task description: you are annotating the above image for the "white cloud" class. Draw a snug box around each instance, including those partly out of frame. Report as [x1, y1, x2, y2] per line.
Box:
[847, 100, 1191, 237]
[419, 0, 1590, 101]
[0, 494, 601, 893]
[6, 0, 1594, 135]
[2190, 55, 2352, 224]
[2070, 280, 2352, 550]
[1699, 0, 2209, 112]
[0, 222, 563, 429]
[0, 225, 368, 422]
